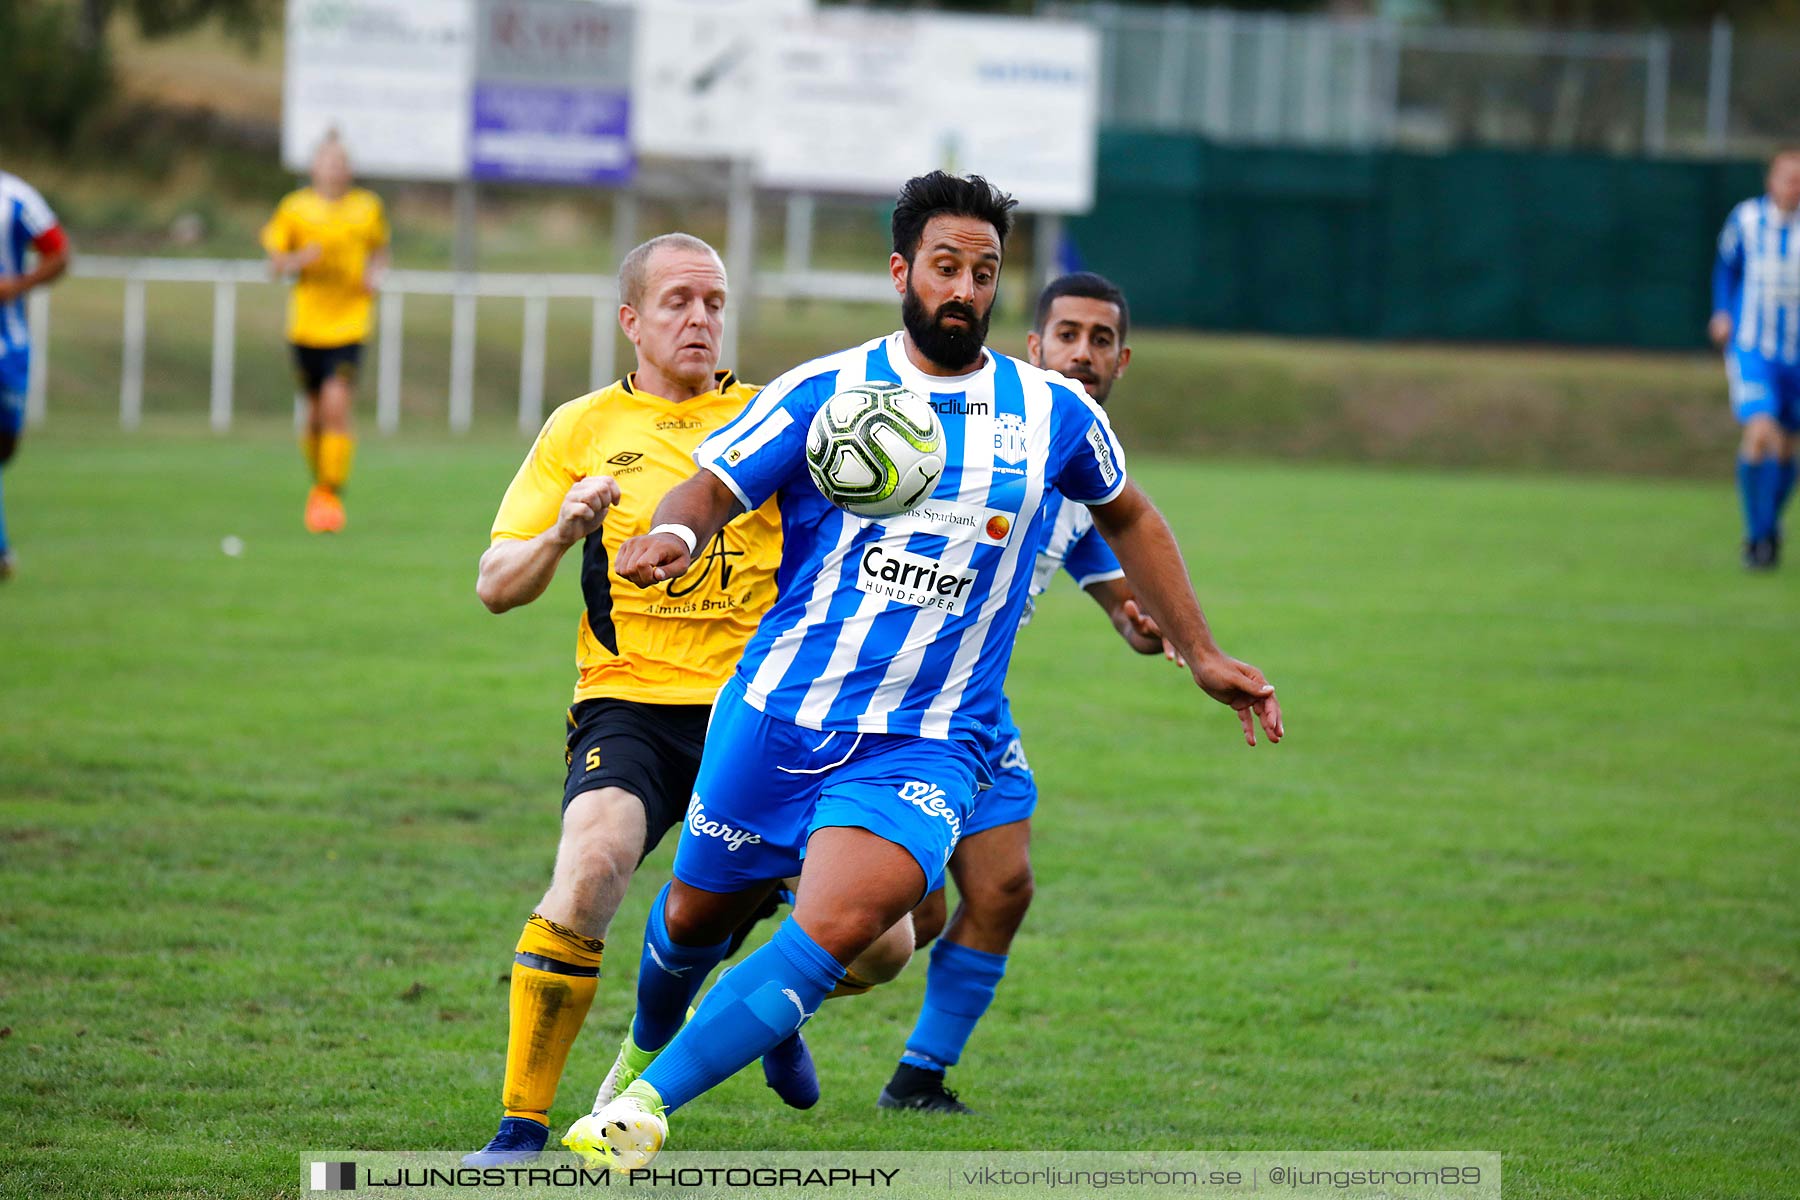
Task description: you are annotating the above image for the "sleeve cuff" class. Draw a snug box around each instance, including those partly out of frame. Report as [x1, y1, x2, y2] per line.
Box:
[700, 458, 754, 511]
[1072, 474, 1128, 508]
[1074, 568, 1126, 590]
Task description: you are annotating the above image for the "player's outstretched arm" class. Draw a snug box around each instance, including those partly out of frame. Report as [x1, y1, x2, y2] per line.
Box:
[476, 475, 620, 613]
[614, 470, 744, 587]
[1089, 481, 1283, 746]
[1083, 577, 1173, 657]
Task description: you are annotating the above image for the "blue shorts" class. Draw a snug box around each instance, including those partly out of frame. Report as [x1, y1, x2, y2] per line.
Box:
[672, 676, 981, 897]
[964, 697, 1036, 838]
[0, 390, 23, 438]
[1727, 349, 1800, 431]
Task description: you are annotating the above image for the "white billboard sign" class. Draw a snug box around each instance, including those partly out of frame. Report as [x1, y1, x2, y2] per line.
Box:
[754, 12, 1100, 213]
[282, 0, 475, 181]
[629, 0, 814, 160]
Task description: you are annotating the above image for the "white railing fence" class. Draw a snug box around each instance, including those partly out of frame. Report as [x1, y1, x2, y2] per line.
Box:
[37, 257, 620, 436]
[28, 257, 901, 435]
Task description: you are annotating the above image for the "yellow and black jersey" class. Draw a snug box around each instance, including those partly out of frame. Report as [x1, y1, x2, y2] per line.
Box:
[259, 186, 388, 348]
[491, 370, 782, 706]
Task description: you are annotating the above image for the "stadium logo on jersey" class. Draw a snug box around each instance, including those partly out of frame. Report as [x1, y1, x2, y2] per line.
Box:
[857, 544, 980, 614]
[931, 397, 989, 416]
[993, 413, 1029, 466]
[655, 416, 704, 431]
[1085, 425, 1119, 488]
[880, 500, 1016, 547]
[686, 798, 762, 852]
[897, 780, 962, 842]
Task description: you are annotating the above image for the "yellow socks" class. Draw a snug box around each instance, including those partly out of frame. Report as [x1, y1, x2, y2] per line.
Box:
[501, 914, 604, 1125]
[317, 431, 355, 493]
[302, 432, 321, 481]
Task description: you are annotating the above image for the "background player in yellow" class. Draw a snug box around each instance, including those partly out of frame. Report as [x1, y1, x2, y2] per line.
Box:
[260, 131, 389, 534]
[464, 233, 782, 1164]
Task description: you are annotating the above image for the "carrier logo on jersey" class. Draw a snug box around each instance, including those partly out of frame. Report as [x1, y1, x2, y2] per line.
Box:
[686, 798, 762, 852]
[993, 413, 1029, 466]
[607, 450, 644, 467]
[897, 780, 962, 843]
[880, 500, 1016, 547]
[1085, 425, 1119, 488]
[857, 544, 979, 614]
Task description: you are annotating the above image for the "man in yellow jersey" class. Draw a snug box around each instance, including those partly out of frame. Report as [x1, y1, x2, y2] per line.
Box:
[259, 131, 389, 533]
[464, 233, 782, 1164]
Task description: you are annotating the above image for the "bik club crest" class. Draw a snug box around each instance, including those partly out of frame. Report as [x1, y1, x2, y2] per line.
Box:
[993, 413, 1028, 466]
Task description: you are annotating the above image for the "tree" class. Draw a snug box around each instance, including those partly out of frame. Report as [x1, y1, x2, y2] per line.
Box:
[75, 0, 280, 53]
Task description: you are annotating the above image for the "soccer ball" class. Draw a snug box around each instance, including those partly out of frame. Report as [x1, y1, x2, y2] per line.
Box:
[805, 382, 946, 518]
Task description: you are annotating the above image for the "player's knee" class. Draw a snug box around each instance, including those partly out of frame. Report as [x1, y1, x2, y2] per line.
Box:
[966, 864, 1035, 928]
[555, 790, 642, 881]
[663, 881, 754, 947]
[1742, 416, 1781, 459]
[798, 904, 894, 965]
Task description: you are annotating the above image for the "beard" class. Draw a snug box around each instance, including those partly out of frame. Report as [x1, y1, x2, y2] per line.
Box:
[902, 279, 992, 372]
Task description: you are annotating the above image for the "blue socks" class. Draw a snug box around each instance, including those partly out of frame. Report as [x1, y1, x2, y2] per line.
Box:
[1738, 458, 1786, 543]
[899, 939, 1007, 1070]
[631, 883, 732, 1053]
[1777, 459, 1796, 533]
[639, 918, 845, 1112]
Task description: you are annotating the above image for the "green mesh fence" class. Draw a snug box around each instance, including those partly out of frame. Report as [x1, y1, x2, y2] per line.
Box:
[1068, 134, 1766, 349]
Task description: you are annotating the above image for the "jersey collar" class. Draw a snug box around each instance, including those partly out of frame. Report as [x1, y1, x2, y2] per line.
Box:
[884, 331, 994, 392]
[621, 368, 737, 402]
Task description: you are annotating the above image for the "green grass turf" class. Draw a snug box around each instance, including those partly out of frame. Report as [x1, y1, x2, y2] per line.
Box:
[1, 432, 1797, 1199]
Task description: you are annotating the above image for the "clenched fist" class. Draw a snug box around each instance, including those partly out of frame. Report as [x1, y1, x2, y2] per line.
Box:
[552, 476, 621, 547]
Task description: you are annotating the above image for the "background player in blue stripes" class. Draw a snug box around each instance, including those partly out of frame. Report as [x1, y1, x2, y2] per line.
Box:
[0, 168, 71, 580]
[1710, 148, 1800, 570]
[566, 173, 1282, 1169]
[875, 270, 1170, 1114]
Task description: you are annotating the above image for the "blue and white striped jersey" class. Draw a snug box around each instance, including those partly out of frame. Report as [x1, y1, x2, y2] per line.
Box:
[1715, 196, 1800, 365]
[0, 172, 60, 396]
[1020, 491, 1124, 627]
[696, 331, 1128, 749]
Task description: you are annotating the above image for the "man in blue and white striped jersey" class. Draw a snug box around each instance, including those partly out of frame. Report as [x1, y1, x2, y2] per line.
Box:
[0, 168, 71, 580]
[874, 270, 1173, 1115]
[565, 173, 1282, 1168]
[1710, 148, 1800, 570]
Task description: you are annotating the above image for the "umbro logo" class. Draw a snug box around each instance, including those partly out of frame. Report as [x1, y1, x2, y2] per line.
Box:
[608, 450, 644, 466]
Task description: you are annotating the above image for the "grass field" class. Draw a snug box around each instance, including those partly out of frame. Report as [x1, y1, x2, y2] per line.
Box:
[2, 431, 1796, 1199]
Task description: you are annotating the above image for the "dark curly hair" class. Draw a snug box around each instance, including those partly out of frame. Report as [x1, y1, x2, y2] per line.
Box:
[891, 172, 1019, 264]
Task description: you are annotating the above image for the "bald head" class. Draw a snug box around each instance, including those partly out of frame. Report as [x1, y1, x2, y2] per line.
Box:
[618, 233, 725, 310]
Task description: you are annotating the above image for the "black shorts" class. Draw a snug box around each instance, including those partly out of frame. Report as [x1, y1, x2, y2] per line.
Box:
[563, 698, 711, 861]
[292, 342, 363, 395]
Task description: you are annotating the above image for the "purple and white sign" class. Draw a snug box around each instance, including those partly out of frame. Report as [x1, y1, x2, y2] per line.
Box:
[470, 82, 632, 184]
